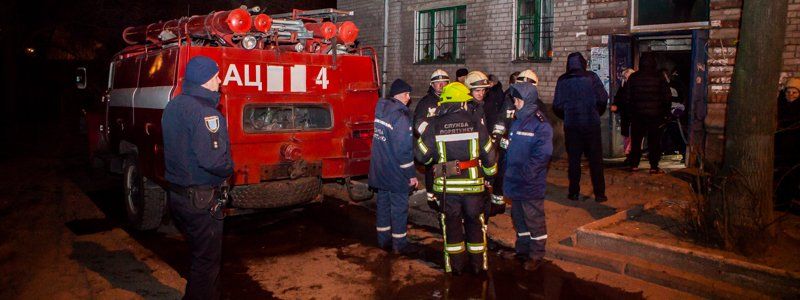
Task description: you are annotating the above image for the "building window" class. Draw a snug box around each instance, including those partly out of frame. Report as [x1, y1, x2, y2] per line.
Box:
[415, 6, 466, 63]
[631, 0, 710, 32]
[514, 0, 553, 61]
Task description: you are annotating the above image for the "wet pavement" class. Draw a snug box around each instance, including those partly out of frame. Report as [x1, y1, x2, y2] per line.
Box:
[76, 173, 642, 299]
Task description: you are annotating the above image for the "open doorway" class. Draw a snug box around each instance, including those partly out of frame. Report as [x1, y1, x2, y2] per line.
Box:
[606, 31, 708, 171]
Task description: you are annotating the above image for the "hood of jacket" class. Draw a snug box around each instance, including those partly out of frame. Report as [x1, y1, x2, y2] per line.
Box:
[509, 83, 539, 120]
[376, 97, 409, 119]
[567, 52, 587, 72]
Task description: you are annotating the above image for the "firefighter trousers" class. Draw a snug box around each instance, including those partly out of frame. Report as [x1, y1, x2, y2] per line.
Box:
[168, 191, 223, 300]
[437, 193, 488, 273]
[375, 189, 409, 251]
[510, 198, 547, 260]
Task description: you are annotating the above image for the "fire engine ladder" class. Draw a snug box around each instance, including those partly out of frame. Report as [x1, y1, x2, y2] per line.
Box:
[271, 8, 354, 23]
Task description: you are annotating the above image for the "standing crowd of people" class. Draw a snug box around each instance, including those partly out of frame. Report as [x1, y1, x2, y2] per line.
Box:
[368, 51, 623, 276]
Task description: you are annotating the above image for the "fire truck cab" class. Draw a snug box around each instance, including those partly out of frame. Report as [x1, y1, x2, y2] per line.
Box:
[88, 7, 379, 230]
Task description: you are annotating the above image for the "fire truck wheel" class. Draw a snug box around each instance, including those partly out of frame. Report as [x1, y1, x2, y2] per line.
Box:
[123, 158, 166, 231]
[230, 177, 322, 209]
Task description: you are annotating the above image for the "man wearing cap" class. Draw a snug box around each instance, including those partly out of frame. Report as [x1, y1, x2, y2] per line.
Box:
[414, 70, 451, 211]
[504, 83, 553, 271]
[162, 55, 233, 300]
[369, 79, 419, 254]
[416, 82, 498, 276]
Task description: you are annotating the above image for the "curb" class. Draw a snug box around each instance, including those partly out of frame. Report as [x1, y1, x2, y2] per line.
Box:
[575, 204, 800, 298]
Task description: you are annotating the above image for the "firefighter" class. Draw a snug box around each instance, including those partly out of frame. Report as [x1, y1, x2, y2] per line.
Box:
[415, 69, 451, 210]
[369, 79, 419, 254]
[504, 82, 553, 272]
[162, 56, 234, 300]
[416, 82, 498, 275]
[465, 71, 505, 217]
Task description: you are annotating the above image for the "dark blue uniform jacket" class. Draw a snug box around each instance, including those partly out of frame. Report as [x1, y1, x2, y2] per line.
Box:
[368, 97, 416, 193]
[504, 84, 553, 201]
[162, 84, 234, 187]
[553, 53, 609, 127]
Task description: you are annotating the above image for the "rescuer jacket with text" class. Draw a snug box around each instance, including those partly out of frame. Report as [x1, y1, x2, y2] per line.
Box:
[162, 84, 234, 188]
[415, 103, 498, 194]
[553, 53, 609, 127]
[368, 97, 416, 193]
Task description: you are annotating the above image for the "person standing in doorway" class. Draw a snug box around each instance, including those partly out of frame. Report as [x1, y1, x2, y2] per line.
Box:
[553, 52, 609, 202]
[625, 54, 672, 174]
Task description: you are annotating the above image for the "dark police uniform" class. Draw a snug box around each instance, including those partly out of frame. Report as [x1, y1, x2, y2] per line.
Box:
[414, 87, 443, 205]
[163, 78, 233, 300]
[369, 95, 415, 252]
[416, 83, 497, 274]
[503, 83, 553, 262]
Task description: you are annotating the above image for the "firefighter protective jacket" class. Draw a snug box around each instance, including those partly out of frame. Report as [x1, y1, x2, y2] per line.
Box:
[162, 84, 234, 187]
[416, 103, 498, 194]
[503, 86, 553, 201]
[368, 97, 416, 193]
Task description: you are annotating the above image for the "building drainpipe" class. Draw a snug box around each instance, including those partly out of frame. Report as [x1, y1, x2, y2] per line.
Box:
[381, 0, 389, 97]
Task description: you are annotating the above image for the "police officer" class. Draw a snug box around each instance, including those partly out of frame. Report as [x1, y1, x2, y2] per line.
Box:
[162, 56, 233, 300]
[504, 83, 553, 272]
[416, 82, 498, 275]
[414, 70, 451, 210]
[369, 79, 419, 254]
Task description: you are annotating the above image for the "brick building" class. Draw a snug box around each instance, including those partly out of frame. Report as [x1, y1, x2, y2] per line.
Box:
[338, 0, 800, 161]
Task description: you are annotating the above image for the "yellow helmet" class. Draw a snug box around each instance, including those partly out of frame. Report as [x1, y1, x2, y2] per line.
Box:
[439, 82, 474, 104]
[465, 71, 491, 89]
[430, 69, 451, 83]
[516, 69, 539, 85]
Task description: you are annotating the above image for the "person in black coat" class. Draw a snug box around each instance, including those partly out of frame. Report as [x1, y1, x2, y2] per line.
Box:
[414, 70, 451, 208]
[625, 53, 672, 173]
[776, 77, 800, 210]
[553, 52, 609, 202]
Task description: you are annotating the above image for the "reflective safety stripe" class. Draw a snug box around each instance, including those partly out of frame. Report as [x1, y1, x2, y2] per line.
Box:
[435, 132, 479, 142]
[424, 157, 433, 165]
[517, 232, 531, 237]
[392, 232, 407, 238]
[482, 163, 497, 176]
[493, 124, 506, 134]
[417, 121, 429, 134]
[440, 213, 452, 273]
[469, 139, 479, 158]
[445, 242, 465, 253]
[434, 177, 484, 186]
[417, 137, 429, 154]
[490, 194, 504, 205]
[467, 243, 486, 253]
[376, 226, 391, 232]
[483, 140, 494, 153]
[432, 184, 484, 193]
[374, 118, 394, 130]
[400, 161, 414, 168]
[516, 131, 534, 137]
[479, 213, 488, 270]
[531, 234, 548, 241]
[436, 141, 447, 163]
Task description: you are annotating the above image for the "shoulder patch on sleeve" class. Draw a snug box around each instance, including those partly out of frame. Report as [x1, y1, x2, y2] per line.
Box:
[205, 116, 220, 133]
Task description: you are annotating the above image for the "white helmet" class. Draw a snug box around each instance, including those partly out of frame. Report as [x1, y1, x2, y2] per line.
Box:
[430, 69, 451, 83]
[465, 71, 491, 90]
[516, 69, 539, 86]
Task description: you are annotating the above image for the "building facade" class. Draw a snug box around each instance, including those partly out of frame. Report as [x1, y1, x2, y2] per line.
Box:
[338, 0, 800, 161]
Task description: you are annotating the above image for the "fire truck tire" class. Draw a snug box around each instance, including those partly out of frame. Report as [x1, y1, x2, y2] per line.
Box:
[123, 158, 166, 231]
[230, 177, 322, 209]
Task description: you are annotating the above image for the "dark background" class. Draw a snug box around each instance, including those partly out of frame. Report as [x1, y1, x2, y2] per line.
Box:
[0, 0, 336, 157]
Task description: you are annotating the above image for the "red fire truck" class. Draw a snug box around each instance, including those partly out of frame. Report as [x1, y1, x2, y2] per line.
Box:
[87, 7, 379, 230]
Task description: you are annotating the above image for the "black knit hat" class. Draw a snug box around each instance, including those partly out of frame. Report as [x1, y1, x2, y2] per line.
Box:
[389, 79, 413, 97]
[456, 68, 469, 78]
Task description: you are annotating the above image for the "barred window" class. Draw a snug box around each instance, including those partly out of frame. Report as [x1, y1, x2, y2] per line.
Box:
[515, 0, 553, 61]
[415, 6, 466, 64]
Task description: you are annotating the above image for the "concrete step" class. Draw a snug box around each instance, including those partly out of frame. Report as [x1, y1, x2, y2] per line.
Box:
[550, 243, 771, 299]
